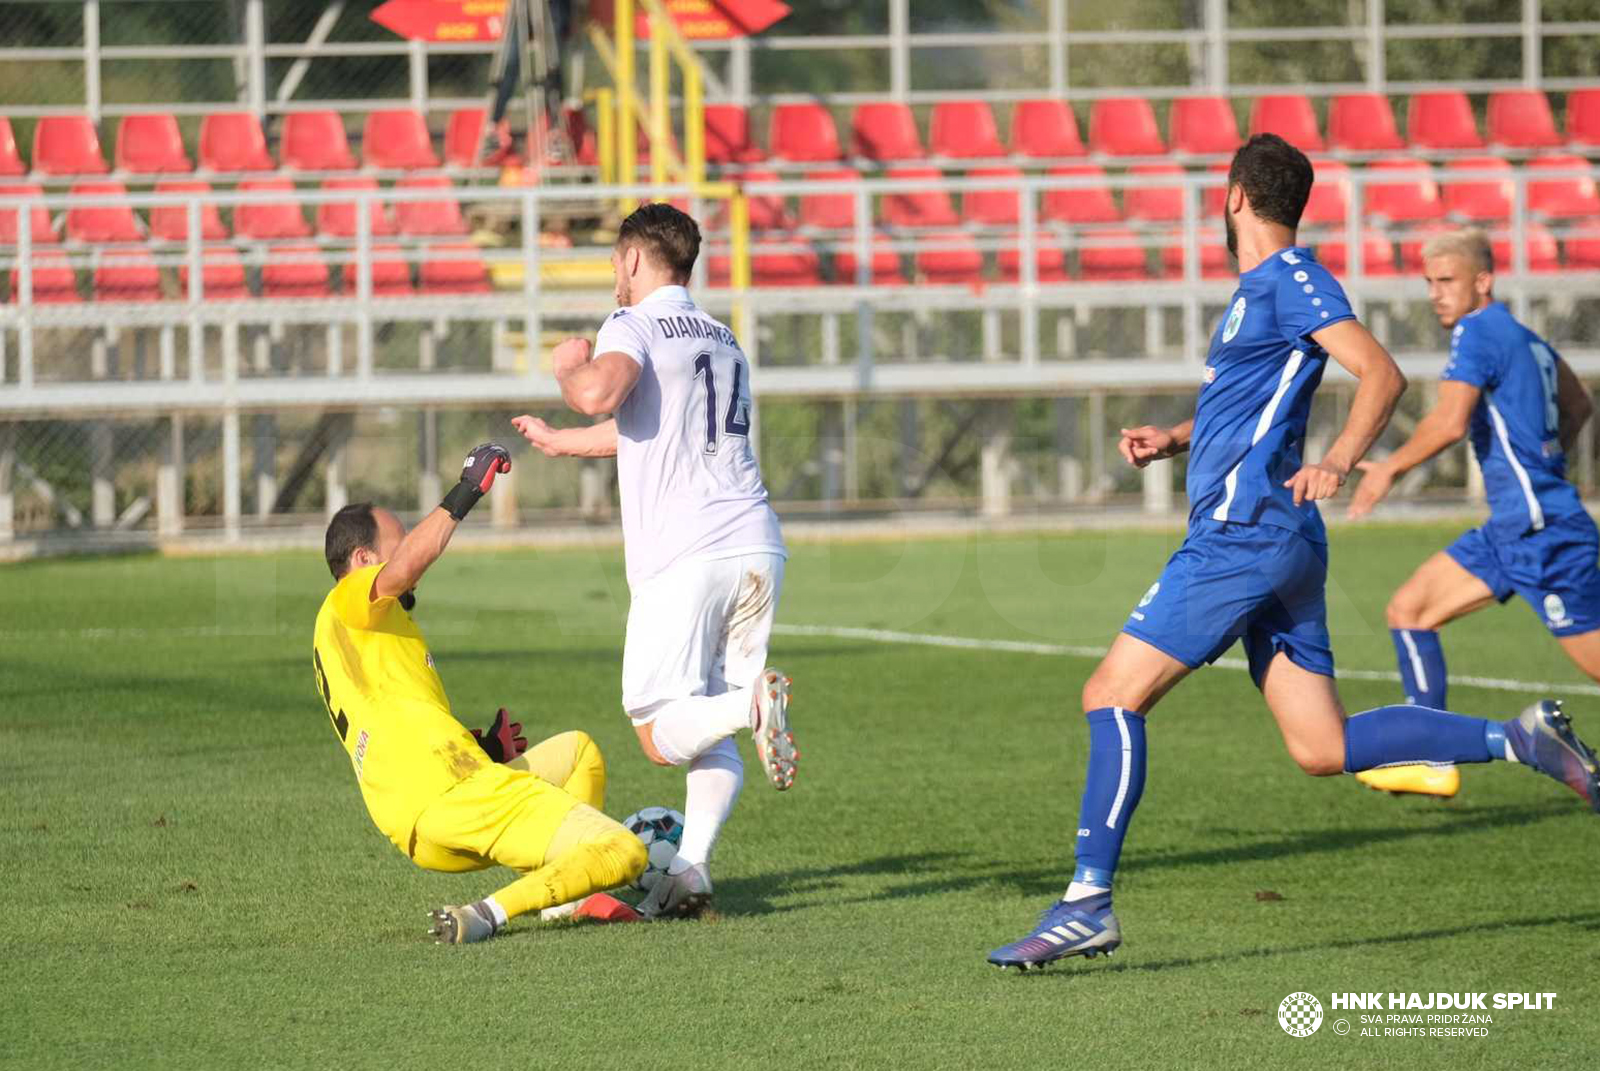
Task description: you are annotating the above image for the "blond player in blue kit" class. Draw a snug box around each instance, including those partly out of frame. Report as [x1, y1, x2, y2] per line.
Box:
[312, 445, 646, 944]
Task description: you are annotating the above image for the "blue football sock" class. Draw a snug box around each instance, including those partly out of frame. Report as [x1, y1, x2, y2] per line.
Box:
[1390, 628, 1447, 708]
[1071, 707, 1147, 890]
[1344, 704, 1502, 773]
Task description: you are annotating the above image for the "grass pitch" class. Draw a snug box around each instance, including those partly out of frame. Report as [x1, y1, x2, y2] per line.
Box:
[4, 522, 1599, 1070]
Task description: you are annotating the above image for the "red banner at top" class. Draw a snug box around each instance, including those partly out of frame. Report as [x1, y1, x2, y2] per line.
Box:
[371, 0, 507, 43]
[592, 0, 791, 40]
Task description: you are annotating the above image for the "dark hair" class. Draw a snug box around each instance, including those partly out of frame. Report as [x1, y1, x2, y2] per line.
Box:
[616, 202, 701, 280]
[1226, 134, 1314, 230]
[325, 502, 378, 579]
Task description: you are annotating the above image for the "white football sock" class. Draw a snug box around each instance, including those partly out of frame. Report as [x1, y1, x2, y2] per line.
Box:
[482, 895, 510, 928]
[671, 738, 743, 872]
[1064, 881, 1109, 902]
[648, 690, 753, 765]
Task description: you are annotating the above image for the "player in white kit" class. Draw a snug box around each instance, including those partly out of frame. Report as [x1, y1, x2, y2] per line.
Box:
[512, 203, 796, 918]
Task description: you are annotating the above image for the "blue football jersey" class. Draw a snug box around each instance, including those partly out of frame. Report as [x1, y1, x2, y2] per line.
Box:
[1185, 247, 1356, 541]
[1440, 301, 1583, 540]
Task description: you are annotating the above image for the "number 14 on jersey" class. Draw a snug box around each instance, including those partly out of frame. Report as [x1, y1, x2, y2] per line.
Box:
[693, 351, 752, 454]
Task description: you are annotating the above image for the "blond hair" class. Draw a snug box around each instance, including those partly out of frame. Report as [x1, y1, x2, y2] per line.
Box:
[1420, 228, 1494, 275]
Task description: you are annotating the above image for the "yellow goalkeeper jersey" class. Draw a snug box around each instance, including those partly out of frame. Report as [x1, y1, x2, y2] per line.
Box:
[311, 563, 488, 854]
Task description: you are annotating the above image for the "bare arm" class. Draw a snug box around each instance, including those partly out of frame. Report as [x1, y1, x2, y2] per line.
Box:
[373, 508, 458, 599]
[1284, 319, 1407, 506]
[511, 415, 619, 458]
[1557, 360, 1593, 454]
[1118, 419, 1194, 467]
[551, 337, 642, 416]
[1347, 381, 1477, 518]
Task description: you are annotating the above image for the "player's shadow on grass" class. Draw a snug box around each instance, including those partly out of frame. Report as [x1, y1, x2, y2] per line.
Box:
[713, 851, 974, 916]
[1018, 909, 1600, 981]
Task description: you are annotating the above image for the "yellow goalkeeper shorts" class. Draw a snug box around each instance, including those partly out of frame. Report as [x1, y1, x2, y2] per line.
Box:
[409, 762, 582, 875]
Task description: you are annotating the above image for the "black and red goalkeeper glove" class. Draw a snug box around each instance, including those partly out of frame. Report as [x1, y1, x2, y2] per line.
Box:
[441, 442, 512, 520]
[472, 707, 528, 764]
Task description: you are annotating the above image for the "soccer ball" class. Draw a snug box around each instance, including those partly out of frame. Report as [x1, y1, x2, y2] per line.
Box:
[621, 806, 684, 893]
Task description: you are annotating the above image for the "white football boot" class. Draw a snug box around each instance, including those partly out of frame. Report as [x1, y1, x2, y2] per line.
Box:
[428, 902, 498, 944]
[751, 668, 798, 790]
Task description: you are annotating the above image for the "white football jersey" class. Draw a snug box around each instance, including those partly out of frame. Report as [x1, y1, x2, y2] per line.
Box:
[594, 284, 786, 586]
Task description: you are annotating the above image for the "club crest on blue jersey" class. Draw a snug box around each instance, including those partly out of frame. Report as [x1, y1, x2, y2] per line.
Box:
[1222, 296, 1247, 342]
[1545, 593, 1573, 628]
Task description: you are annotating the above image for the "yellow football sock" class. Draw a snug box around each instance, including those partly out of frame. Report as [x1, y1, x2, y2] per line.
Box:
[487, 813, 646, 920]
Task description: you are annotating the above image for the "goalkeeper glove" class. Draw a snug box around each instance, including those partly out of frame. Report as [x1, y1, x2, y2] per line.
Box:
[473, 708, 528, 764]
[441, 442, 512, 520]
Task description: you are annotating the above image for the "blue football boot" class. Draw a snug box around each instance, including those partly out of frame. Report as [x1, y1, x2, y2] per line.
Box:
[1506, 700, 1600, 812]
[988, 891, 1121, 971]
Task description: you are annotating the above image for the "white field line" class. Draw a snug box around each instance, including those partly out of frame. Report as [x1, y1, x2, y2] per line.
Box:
[772, 623, 1600, 699]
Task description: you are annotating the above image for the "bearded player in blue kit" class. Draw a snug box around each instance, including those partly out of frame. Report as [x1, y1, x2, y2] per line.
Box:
[988, 136, 1600, 972]
[1347, 228, 1600, 797]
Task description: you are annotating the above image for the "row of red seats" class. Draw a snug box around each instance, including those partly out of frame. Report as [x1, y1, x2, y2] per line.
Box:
[706, 89, 1600, 165]
[0, 108, 506, 178]
[705, 224, 1593, 288]
[3, 244, 491, 303]
[715, 157, 1600, 234]
[0, 176, 470, 245]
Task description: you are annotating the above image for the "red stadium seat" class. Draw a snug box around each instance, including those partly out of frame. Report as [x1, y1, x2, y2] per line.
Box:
[362, 109, 440, 170]
[0, 185, 60, 245]
[6, 250, 80, 302]
[445, 108, 488, 168]
[1248, 95, 1324, 152]
[962, 167, 1023, 227]
[0, 117, 24, 177]
[1316, 230, 1397, 276]
[115, 113, 192, 174]
[1089, 98, 1165, 157]
[1362, 159, 1444, 222]
[1565, 221, 1600, 269]
[32, 116, 109, 176]
[1159, 229, 1233, 279]
[1169, 97, 1240, 156]
[393, 175, 468, 236]
[177, 247, 248, 301]
[281, 111, 358, 171]
[234, 178, 312, 240]
[1124, 164, 1186, 223]
[65, 181, 143, 243]
[1327, 94, 1404, 154]
[1495, 225, 1560, 273]
[1302, 160, 1351, 227]
[340, 245, 413, 295]
[261, 244, 330, 297]
[148, 180, 229, 242]
[419, 243, 491, 294]
[881, 168, 959, 228]
[198, 112, 275, 172]
[1567, 89, 1600, 150]
[798, 168, 862, 230]
[1442, 157, 1514, 221]
[1077, 228, 1148, 280]
[769, 103, 842, 163]
[851, 103, 924, 162]
[1040, 165, 1121, 225]
[1407, 91, 1483, 151]
[317, 176, 396, 238]
[833, 233, 905, 285]
[740, 171, 795, 231]
[1200, 160, 1233, 216]
[708, 248, 823, 287]
[914, 232, 984, 285]
[1010, 99, 1085, 159]
[1487, 90, 1561, 150]
[94, 247, 164, 302]
[997, 233, 1069, 283]
[703, 104, 765, 164]
[1527, 155, 1600, 219]
[930, 101, 1006, 159]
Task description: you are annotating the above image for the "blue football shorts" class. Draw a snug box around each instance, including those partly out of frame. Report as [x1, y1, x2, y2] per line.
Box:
[1121, 521, 1334, 688]
[1445, 513, 1600, 637]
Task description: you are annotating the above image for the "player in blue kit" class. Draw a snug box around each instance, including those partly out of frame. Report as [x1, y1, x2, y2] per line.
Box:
[1348, 229, 1600, 797]
[988, 137, 1600, 972]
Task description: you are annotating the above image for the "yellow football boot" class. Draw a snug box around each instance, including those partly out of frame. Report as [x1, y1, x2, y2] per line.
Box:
[1355, 764, 1461, 798]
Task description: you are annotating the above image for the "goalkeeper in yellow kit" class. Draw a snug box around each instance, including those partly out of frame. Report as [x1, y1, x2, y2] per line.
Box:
[312, 442, 647, 944]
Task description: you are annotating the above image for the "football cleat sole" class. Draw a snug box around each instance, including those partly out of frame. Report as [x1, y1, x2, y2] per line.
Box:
[752, 668, 798, 791]
[428, 903, 498, 945]
[1355, 763, 1461, 798]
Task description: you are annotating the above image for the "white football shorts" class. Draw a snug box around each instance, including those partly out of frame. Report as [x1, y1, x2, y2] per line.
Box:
[621, 551, 785, 723]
